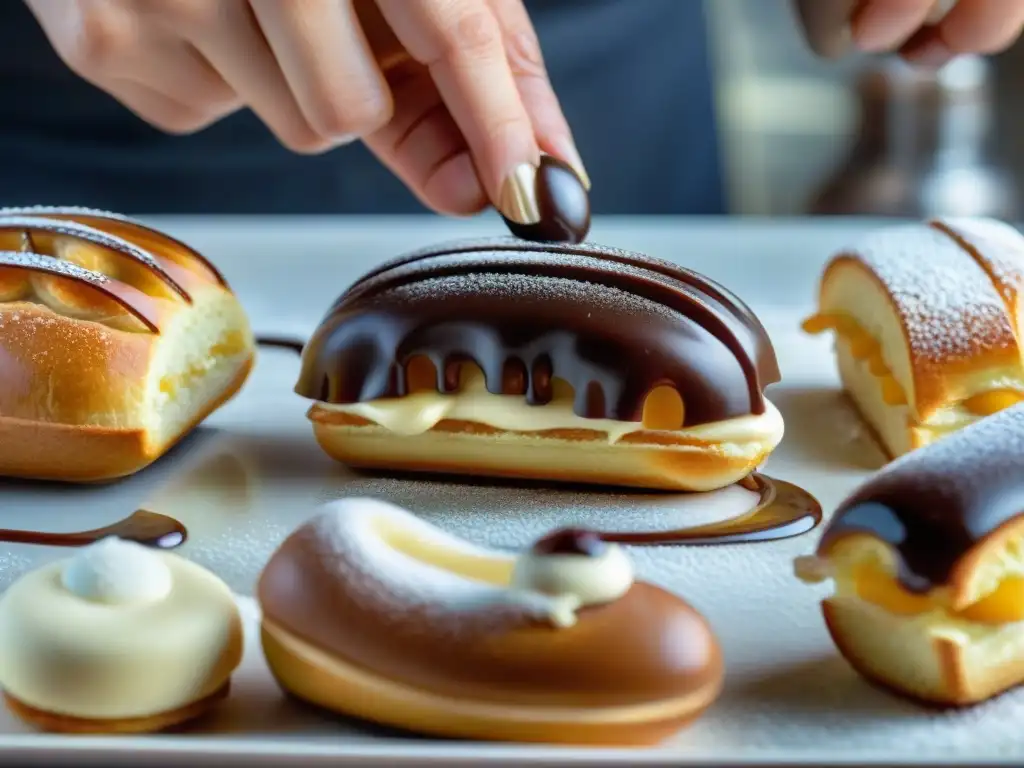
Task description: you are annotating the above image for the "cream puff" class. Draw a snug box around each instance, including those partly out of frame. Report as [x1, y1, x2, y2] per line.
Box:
[257, 497, 723, 745]
[0, 207, 254, 481]
[803, 217, 1024, 459]
[294, 238, 783, 491]
[795, 402, 1024, 706]
[0, 537, 243, 732]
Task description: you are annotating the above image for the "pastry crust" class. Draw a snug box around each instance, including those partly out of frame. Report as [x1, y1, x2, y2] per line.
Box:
[805, 218, 1024, 458]
[309, 406, 778, 492]
[3, 683, 230, 735]
[0, 209, 254, 481]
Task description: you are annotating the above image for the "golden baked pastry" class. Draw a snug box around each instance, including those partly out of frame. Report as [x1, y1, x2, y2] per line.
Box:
[0, 206, 254, 481]
[796, 403, 1024, 706]
[803, 217, 1024, 458]
[258, 497, 724, 745]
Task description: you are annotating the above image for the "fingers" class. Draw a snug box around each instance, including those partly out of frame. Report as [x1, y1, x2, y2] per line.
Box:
[364, 67, 487, 215]
[901, 0, 1024, 66]
[851, 0, 937, 52]
[99, 79, 218, 134]
[486, 0, 589, 189]
[248, 0, 393, 142]
[375, 0, 540, 221]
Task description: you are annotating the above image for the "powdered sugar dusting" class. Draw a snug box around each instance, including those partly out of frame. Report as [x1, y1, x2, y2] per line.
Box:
[0, 250, 109, 285]
[934, 218, 1024, 311]
[850, 224, 1014, 364]
[296, 497, 580, 636]
[0, 215, 175, 285]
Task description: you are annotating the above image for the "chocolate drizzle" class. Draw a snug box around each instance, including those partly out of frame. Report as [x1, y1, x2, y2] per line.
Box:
[532, 528, 607, 556]
[0, 510, 187, 550]
[818, 404, 1024, 591]
[297, 239, 779, 426]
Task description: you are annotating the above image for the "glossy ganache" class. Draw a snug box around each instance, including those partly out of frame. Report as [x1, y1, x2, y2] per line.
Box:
[295, 238, 780, 427]
[818, 404, 1024, 592]
[500, 155, 591, 243]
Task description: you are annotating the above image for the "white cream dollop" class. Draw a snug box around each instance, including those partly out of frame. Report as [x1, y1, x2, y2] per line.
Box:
[60, 537, 173, 605]
[510, 533, 635, 609]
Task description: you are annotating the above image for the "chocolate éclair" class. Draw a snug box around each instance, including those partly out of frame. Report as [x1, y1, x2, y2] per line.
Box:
[294, 237, 783, 491]
[0, 207, 254, 482]
[796, 402, 1024, 706]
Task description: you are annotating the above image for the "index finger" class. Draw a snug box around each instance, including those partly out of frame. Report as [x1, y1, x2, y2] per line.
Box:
[374, 0, 542, 225]
[851, 0, 938, 51]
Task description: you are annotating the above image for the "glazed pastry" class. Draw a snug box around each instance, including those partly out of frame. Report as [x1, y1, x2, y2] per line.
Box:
[257, 497, 723, 745]
[0, 537, 243, 732]
[295, 238, 783, 491]
[795, 403, 1024, 706]
[803, 217, 1024, 458]
[0, 206, 254, 481]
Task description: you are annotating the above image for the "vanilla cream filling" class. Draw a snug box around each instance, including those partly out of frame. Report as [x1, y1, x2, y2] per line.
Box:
[511, 544, 635, 608]
[318, 370, 783, 448]
[0, 549, 243, 719]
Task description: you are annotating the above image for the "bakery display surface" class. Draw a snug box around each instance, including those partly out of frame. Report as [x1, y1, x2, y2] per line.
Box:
[0, 207, 255, 482]
[3, 214, 1024, 765]
[802, 217, 1024, 459]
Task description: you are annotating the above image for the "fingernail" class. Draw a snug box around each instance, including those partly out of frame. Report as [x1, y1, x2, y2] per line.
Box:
[902, 37, 953, 68]
[499, 162, 541, 225]
[552, 139, 592, 191]
[852, 11, 910, 52]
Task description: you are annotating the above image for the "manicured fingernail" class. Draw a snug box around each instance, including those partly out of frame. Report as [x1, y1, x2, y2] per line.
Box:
[925, 0, 958, 25]
[902, 37, 953, 68]
[498, 162, 540, 225]
[552, 139, 591, 191]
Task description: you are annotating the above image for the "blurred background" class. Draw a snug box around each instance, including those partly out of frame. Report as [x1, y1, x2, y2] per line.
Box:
[1, 0, 1021, 219]
[708, 0, 1021, 218]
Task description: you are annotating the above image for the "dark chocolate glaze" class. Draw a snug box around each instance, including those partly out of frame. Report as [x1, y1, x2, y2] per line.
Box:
[297, 239, 779, 426]
[256, 335, 305, 355]
[501, 156, 591, 243]
[0, 509, 187, 550]
[599, 474, 821, 547]
[818, 404, 1024, 591]
[532, 528, 607, 557]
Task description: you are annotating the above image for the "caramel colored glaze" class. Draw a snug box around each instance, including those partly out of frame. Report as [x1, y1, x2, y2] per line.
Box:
[258, 540, 721, 708]
[500, 156, 591, 243]
[297, 241, 779, 426]
[0, 510, 187, 550]
[601, 475, 822, 547]
[256, 335, 305, 355]
[819, 436, 1024, 593]
[0, 206, 228, 287]
[0, 218, 191, 303]
[0, 252, 163, 333]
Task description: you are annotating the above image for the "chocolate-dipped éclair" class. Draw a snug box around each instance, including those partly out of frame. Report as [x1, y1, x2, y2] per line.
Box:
[257, 497, 724, 746]
[295, 237, 784, 491]
[795, 403, 1024, 706]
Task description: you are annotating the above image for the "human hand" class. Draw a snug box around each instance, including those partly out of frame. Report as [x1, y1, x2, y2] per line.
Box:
[851, 0, 1024, 66]
[24, 0, 587, 221]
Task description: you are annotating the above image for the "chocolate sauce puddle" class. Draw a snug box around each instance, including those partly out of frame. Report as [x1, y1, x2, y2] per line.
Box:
[597, 475, 822, 546]
[0, 510, 187, 550]
[256, 335, 305, 355]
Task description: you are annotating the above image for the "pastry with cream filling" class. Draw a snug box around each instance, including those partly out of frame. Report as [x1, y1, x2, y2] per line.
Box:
[0, 206, 254, 481]
[295, 237, 783, 491]
[258, 497, 724, 745]
[795, 403, 1024, 706]
[803, 217, 1024, 458]
[0, 537, 243, 732]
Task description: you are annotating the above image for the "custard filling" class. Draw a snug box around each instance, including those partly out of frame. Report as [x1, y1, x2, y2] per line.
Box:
[318, 358, 784, 447]
[849, 563, 1024, 625]
[802, 313, 1024, 417]
[157, 330, 249, 398]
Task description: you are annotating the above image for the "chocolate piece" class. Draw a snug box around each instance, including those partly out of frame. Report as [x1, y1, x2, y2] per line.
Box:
[501, 156, 590, 244]
[296, 238, 779, 427]
[531, 528, 607, 557]
[818, 404, 1024, 591]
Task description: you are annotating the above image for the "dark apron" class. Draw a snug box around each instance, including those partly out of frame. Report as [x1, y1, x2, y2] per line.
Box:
[0, 0, 723, 214]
